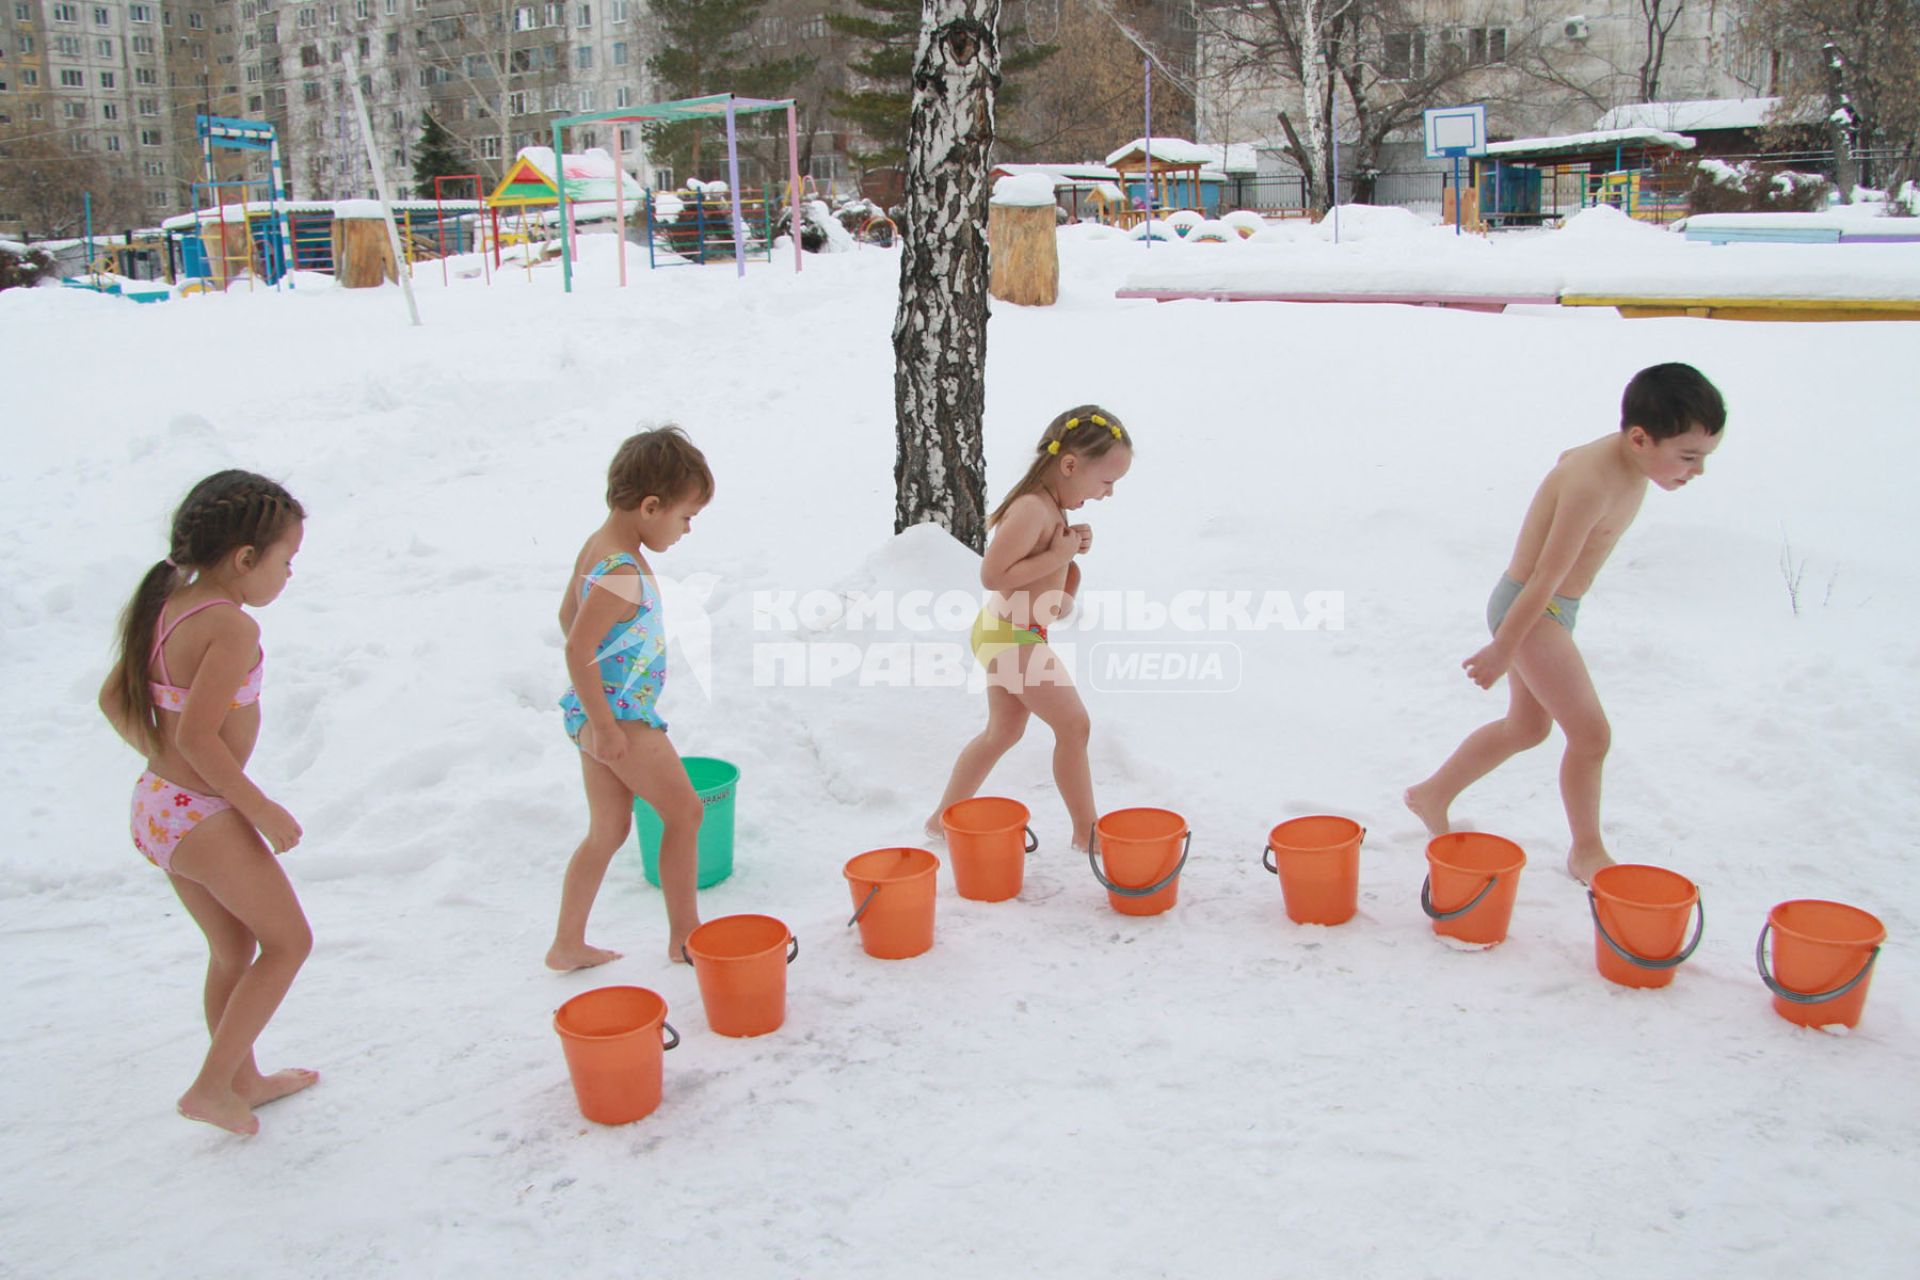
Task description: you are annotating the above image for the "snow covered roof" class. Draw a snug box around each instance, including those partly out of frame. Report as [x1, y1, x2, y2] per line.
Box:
[1484, 127, 1695, 159]
[991, 162, 1122, 185]
[160, 199, 485, 231]
[1191, 143, 1259, 175]
[1106, 138, 1221, 169]
[1594, 98, 1785, 134]
[513, 146, 646, 202]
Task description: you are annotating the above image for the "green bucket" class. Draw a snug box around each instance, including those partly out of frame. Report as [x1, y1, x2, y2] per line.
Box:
[633, 756, 738, 889]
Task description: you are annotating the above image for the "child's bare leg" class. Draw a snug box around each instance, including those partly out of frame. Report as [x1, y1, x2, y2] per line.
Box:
[170, 873, 319, 1109]
[1509, 623, 1614, 883]
[167, 813, 315, 1136]
[1014, 645, 1096, 849]
[604, 724, 704, 963]
[1406, 673, 1553, 835]
[926, 681, 1030, 838]
[548, 752, 633, 971]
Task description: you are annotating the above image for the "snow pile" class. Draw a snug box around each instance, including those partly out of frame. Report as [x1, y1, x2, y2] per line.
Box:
[991, 172, 1060, 207]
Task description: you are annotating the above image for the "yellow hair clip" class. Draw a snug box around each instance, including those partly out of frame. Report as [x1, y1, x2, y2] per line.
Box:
[1108, 424, 1123, 439]
[1090, 414, 1107, 427]
[1047, 440, 1061, 455]
[1064, 417, 1081, 431]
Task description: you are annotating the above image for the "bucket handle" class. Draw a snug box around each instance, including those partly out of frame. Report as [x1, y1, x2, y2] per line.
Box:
[661, 1020, 681, 1052]
[1261, 826, 1368, 874]
[847, 883, 881, 928]
[1024, 825, 1040, 854]
[1587, 889, 1706, 971]
[1087, 829, 1193, 898]
[1419, 872, 1498, 921]
[1754, 922, 1882, 1006]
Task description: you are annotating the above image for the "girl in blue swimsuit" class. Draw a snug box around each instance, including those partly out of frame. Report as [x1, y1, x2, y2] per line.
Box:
[549, 427, 716, 971]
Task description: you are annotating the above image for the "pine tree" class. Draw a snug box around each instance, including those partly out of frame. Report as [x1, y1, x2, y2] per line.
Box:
[831, 0, 1054, 170]
[647, 0, 815, 179]
[410, 114, 471, 198]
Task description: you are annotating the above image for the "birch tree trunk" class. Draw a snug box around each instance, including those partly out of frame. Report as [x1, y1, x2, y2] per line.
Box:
[1295, 0, 1331, 212]
[892, 0, 1002, 552]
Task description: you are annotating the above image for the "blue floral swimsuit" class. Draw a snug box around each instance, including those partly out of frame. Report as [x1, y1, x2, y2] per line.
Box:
[560, 551, 668, 743]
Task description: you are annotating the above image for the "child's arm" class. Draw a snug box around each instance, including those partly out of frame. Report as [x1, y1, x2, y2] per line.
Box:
[98, 667, 142, 750]
[1058, 561, 1082, 620]
[562, 563, 640, 762]
[1464, 484, 1606, 688]
[981, 497, 1076, 595]
[172, 611, 303, 853]
[558, 576, 580, 637]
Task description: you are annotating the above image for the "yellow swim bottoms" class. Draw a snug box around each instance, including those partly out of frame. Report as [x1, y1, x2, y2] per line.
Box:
[970, 609, 1049, 668]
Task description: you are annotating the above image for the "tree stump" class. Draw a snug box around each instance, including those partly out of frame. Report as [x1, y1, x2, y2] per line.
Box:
[331, 215, 397, 287]
[988, 202, 1058, 306]
[1441, 184, 1485, 234]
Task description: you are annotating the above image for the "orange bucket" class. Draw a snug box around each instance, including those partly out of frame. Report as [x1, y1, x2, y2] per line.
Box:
[683, 914, 798, 1037]
[941, 797, 1038, 902]
[1262, 815, 1364, 925]
[1756, 899, 1885, 1030]
[844, 847, 940, 958]
[1587, 864, 1704, 988]
[1422, 832, 1526, 946]
[553, 986, 680, 1125]
[1089, 808, 1190, 916]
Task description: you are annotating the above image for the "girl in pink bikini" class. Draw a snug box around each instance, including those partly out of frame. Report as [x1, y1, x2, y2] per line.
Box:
[99, 470, 316, 1137]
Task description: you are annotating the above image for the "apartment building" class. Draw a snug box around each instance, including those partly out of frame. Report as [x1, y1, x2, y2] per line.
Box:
[2, 1, 252, 236]
[1194, 0, 1779, 184]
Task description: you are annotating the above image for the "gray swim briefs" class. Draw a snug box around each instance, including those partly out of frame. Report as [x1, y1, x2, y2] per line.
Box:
[1486, 575, 1581, 635]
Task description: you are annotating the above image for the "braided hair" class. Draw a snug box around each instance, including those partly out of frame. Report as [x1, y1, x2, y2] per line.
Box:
[987, 404, 1132, 528]
[109, 470, 305, 755]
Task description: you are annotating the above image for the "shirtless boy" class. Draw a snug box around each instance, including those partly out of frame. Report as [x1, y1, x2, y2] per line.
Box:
[1405, 363, 1726, 882]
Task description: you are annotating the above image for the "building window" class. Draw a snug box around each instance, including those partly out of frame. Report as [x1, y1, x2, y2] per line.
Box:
[95, 36, 112, 55]
[140, 127, 163, 145]
[297, 7, 314, 28]
[18, 34, 33, 53]
[302, 79, 320, 99]
[507, 89, 525, 114]
[610, 40, 625, 65]
[53, 3, 79, 22]
[139, 96, 159, 114]
[99, 70, 114, 88]
[1465, 26, 1506, 66]
[145, 159, 166, 175]
[188, 10, 203, 29]
[131, 4, 155, 19]
[1383, 31, 1426, 81]
[93, 5, 110, 23]
[103, 102, 121, 119]
[609, 0, 625, 19]
[797, 14, 826, 40]
[618, 126, 633, 151]
[106, 133, 122, 151]
[575, 44, 591, 69]
[59, 68, 85, 86]
[54, 34, 82, 54]
[576, 3, 589, 25]
[478, 135, 500, 159]
[150, 190, 170, 207]
[137, 66, 159, 84]
[576, 85, 593, 110]
[513, 6, 533, 30]
[132, 34, 156, 52]
[64, 99, 87, 117]
[614, 84, 630, 108]
[14, 2, 32, 18]
[544, 1, 562, 25]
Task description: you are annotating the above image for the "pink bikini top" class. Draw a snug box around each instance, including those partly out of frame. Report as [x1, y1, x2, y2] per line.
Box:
[149, 599, 264, 712]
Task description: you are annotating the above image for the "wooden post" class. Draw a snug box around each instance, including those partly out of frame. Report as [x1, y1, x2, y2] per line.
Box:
[988, 201, 1058, 306]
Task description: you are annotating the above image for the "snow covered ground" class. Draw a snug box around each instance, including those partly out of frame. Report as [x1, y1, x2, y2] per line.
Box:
[1112, 204, 1920, 301]
[2, 223, 1916, 1278]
